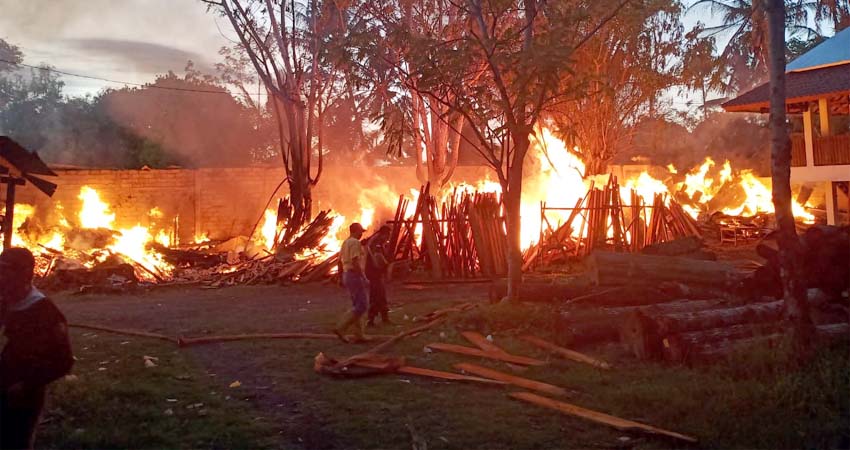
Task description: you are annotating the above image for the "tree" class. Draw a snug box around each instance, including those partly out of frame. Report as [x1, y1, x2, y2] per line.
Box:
[548, 0, 708, 175]
[375, 0, 627, 299]
[202, 0, 346, 240]
[99, 69, 266, 167]
[356, 0, 469, 186]
[764, 0, 815, 353]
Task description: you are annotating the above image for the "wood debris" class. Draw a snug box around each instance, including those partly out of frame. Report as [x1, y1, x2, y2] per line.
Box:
[424, 343, 545, 366]
[454, 363, 568, 397]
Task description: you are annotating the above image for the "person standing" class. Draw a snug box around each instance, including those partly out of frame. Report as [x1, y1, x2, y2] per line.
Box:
[366, 225, 392, 327]
[332, 223, 370, 343]
[0, 248, 74, 450]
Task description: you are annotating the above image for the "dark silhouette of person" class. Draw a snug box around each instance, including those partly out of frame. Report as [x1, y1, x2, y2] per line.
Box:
[0, 248, 73, 450]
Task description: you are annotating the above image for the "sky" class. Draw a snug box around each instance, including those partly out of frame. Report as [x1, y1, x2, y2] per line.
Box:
[0, 0, 231, 97]
[0, 0, 830, 110]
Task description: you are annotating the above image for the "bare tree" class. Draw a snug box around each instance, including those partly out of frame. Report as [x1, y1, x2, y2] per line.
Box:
[203, 0, 343, 239]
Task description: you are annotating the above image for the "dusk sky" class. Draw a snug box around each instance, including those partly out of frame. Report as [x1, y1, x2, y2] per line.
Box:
[0, 0, 230, 96]
[0, 1, 827, 106]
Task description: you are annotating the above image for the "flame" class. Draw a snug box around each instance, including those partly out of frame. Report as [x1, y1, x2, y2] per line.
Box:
[257, 209, 278, 251]
[78, 186, 115, 229]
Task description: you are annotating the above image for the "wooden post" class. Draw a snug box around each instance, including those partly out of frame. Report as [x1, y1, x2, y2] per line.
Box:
[818, 97, 830, 136]
[2, 178, 22, 249]
[803, 104, 815, 167]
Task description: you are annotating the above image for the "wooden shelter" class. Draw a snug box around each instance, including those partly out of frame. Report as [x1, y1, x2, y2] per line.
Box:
[0, 137, 57, 248]
[722, 28, 850, 225]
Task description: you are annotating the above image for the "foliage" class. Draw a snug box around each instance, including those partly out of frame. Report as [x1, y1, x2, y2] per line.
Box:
[548, 0, 713, 175]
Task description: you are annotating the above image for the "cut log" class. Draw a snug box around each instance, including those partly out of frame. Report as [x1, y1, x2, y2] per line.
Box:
[425, 343, 546, 366]
[488, 277, 593, 303]
[509, 392, 698, 444]
[519, 335, 611, 369]
[586, 251, 743, 288]
[454, 363, 568, 396]
[620, 301, 785, 360]
[560, 298, 729, 346]
[663, 322, 850, 364]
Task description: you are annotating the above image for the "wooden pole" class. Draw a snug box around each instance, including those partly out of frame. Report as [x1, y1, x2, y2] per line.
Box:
[2, 178, 24, 249]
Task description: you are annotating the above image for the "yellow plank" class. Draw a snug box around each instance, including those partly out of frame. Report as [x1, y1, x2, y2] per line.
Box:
[509, 392, 697, 444]
[425, 343, 546, 366]
[455, 362, 568, 396]
[519, 335, 611, 369]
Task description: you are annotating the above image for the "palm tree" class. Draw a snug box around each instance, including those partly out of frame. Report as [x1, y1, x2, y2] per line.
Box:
[698, 0, 847, 354]
[691, 0, 833, 93]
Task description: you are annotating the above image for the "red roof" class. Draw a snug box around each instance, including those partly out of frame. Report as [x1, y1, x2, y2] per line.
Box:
[722, 63, 850, 113]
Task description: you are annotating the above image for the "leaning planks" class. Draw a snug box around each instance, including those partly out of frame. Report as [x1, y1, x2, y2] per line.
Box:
[519, 335, 611, 369]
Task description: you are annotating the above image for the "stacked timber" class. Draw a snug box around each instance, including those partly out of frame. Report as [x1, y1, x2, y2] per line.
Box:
[469, 192, 508, 277]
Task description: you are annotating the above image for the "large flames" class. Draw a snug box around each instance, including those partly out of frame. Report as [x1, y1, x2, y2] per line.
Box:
[3, 127, 816, 283]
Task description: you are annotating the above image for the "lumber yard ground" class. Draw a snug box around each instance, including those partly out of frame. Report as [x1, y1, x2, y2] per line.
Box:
[28, 279, 849, 450]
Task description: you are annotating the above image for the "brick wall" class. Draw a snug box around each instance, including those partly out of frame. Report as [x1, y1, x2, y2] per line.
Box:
[3, 165, 494, 243]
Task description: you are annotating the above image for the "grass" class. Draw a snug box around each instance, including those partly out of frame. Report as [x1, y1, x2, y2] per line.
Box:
[35, 285, 850, 449]
[38, 330, 278, 449]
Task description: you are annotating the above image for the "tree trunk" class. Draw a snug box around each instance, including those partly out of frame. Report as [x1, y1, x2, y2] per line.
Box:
[765, 0, 815, 355]
[504, 131, 529, 301]
[586, 251, 742, 288]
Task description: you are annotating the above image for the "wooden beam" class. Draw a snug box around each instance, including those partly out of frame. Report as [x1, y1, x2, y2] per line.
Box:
[455, 362, 568, 396]
[425, 342, 546, 366]
[509, 392, 698, 444]
[819, 98, 830, 136]
[519, 335, 611, 369]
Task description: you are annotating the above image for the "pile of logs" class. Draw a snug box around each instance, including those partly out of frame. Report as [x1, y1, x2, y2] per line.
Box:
[525, 175, 702, 268]
[388, 183, 507, 279]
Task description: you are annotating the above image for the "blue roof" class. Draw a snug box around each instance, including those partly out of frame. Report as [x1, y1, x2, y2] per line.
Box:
[787, 27, 850, 72]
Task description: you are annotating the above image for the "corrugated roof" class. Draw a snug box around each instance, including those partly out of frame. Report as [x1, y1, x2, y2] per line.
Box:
[787, 27, 850, 72]
[722, 63, 850, 112]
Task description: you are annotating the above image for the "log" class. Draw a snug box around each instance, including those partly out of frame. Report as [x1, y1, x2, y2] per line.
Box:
[663, 322, 850, 364]
[70, 323, 179, 344]
[425, 343, 546, 366]
[509, 392, 698, 444]
[560, 298, 729, 346]
[518, 335, 611, 369]
[454, 363, 568, 396]
[176, 332, 395, 347]
[586, 251, 743, 288]
[488, 278, 593, 304]
[620, 301, 785, 360]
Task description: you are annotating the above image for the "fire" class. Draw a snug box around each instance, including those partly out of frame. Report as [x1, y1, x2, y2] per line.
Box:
[257, 209, 278, 251]
[78, 186, 115, 229]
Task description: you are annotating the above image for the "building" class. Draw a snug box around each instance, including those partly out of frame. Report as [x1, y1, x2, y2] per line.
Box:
[723, 27, 849, 225]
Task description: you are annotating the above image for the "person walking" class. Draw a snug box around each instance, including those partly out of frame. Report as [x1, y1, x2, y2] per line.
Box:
[0, 248, 74, 450]
[366, 225, 392, 327]
[332, 223, 370, 343]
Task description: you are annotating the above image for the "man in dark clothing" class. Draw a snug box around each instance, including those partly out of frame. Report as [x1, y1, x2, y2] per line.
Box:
[365, 225, 392, 327]
[0, 248, 73, 450]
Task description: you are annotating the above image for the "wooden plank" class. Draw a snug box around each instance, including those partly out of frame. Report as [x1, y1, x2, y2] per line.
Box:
[509, 392, 698, 444]
[460, 331, 505, 354]
[455, 363, 567, 397]
[425, 342, 546, 366]
[519, 335, 611, 369]
[177, 332, 395, 347]
[352, 361, 507, 385]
